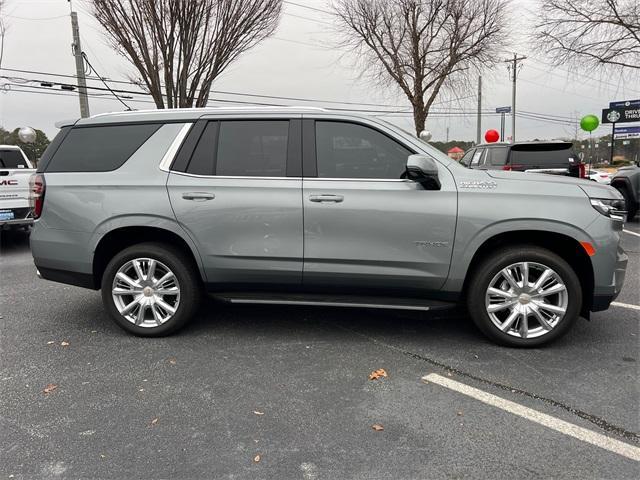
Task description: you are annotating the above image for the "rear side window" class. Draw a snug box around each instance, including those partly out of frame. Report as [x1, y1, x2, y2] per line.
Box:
[216, 121, 288, 177]
[487, 148, 508, 166]
[0, 150, 29, 169]
[509, 144, 577, 166]
[46, 124, 161, 172]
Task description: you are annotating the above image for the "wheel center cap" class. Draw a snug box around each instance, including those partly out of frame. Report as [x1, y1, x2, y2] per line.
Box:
[518, 293, 532, 305]
[143, 286, 154, 297]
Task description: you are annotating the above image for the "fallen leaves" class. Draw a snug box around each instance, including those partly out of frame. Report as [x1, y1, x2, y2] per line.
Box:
[46, 341, 55, 345]
[253, 454, 261, 463]
[371, 424, 384, 431]
[167, 357, 177, 365]
[368, 368, 388, 380]
[253, 411, 264, 416]
[60, 341, 70, 347]
[43, 383, 58, 394]
[150, 417, 159, 426]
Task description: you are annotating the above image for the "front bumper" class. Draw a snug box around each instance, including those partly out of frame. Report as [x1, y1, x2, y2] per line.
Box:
[591, 244, 627, 312]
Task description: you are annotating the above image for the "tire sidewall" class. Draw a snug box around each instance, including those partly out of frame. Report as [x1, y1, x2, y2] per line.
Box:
[467, 247, 582, 347]
[101, 243, 200, 337]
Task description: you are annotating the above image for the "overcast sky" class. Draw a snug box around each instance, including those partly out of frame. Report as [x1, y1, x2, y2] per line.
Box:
[1, 0, 639, 142]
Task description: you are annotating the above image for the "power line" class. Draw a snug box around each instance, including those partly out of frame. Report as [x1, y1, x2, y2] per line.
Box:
[0, 66, 475, 110]
[283, 1, 330, 15]
[81, 52, 132, 110]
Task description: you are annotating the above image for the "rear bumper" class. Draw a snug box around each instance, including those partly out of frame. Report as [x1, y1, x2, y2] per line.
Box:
[36, 266, 97, 289]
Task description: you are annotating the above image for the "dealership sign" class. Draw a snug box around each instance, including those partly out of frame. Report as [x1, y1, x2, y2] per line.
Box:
[614, 126, 640, 139]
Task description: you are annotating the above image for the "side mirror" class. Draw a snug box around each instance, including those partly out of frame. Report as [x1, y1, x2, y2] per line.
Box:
[406, 154, 441, 190]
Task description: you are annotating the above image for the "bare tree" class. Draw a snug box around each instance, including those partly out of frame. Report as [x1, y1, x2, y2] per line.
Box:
[333, 0, 509, 135]
[536, 0, 640, 71]
[90, 0, 282, 108]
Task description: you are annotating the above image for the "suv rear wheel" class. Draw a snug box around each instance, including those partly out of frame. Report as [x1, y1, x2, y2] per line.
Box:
[101, 242, 201, 336]
[467, 246, 582, 347]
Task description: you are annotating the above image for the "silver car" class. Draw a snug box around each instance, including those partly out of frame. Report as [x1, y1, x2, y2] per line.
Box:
[30, 108, 628, 347]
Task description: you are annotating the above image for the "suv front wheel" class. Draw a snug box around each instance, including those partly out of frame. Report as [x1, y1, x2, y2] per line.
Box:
[101, 242, 202, 336]
[467, 246, 582, 347]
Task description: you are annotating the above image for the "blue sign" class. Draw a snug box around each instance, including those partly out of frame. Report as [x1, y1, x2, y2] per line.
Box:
[614, 126, 640, 139]
[495, 106, 511, 113]
[615, 126, 640, 134]
[609, 99, 640, 108]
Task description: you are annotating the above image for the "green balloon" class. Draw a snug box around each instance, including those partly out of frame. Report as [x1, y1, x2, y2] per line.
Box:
[580, 114, 599, 132]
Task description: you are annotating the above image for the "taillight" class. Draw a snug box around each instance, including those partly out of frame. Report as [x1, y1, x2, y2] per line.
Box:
[577, 162, 586, 178]
[502, 165, 512, 171]
[29, 173, 46, 219]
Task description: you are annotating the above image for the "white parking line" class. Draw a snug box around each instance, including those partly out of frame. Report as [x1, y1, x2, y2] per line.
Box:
[423, 373, 640, 462]
[611, 302, 640, 311]
[623, 229, 640, 238]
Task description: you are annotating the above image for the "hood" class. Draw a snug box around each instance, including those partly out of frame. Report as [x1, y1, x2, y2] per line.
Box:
[485, 170, 621, 200]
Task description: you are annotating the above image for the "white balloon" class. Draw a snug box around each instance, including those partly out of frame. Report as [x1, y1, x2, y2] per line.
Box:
[419, 130, 432, 142]
[18, 127, 37, 144]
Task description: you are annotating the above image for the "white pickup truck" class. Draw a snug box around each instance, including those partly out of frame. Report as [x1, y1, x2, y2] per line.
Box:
[0, 145, 35, 230]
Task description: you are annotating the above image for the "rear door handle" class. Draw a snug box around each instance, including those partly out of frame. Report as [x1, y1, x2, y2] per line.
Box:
[182, 192, 215, 201]
[309, 194, 344, 203]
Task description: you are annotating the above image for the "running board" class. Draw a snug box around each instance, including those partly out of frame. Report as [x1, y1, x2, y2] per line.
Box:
[211, 292, 456, 312]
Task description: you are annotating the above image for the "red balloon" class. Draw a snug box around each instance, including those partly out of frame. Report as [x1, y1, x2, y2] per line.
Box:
[485, 129, 500, 143]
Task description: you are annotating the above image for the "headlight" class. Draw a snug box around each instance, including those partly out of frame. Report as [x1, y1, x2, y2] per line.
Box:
[590, 198, 626, 221]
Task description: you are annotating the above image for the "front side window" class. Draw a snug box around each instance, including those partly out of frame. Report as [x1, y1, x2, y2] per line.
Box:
[470, 149, 485, 166]
[216, 121, 288, 177]
[460, 149, 475, 167]
[315, 121, 412, 179]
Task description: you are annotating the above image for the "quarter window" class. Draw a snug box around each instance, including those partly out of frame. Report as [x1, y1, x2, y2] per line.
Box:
[315, 121, 412, 179]
[46, 124, 161, 172]
[216, 121, 288, 177]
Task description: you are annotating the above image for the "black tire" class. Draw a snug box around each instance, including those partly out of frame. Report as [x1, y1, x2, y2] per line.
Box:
[613, 184, 637, 221]
[101, 242, 202, 336]
[466, 246, 582, 347]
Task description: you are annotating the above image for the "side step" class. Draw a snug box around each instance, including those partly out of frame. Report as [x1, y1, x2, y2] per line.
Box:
[211, 292, 457, 312]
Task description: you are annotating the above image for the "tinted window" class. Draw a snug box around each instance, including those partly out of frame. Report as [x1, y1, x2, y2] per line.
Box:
[0, 149, 29, 169]
[216, 121, 288, 177]
[509, 144, 578, 166]
[46, 124, 161, 172]
[186, 122, 218, 176]
[487, 148, 508, 166]
[315, 122, 411, 179]
[459, 149, 475, 167]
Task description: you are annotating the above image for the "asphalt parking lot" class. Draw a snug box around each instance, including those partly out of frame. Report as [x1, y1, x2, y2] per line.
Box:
[1, 222, 639, 479]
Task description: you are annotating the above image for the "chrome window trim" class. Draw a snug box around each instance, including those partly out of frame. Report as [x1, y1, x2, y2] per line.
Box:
[169, 170, 300, 180]
[167, 170, 413, 183]
[158, 123, 194, 172]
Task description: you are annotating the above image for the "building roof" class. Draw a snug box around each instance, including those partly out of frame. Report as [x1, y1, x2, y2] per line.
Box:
[448, 146, 464, 153]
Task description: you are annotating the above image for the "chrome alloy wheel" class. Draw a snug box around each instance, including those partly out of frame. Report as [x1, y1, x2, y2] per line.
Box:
[485, 262, 568, 339]
[111, 258, 180, 328]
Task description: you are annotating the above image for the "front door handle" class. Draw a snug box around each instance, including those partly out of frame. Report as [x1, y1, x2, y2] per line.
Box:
[309, 194, 344, 203]
[182, 192, 215, 201]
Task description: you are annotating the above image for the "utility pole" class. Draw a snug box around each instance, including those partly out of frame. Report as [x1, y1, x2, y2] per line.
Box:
[476, 76, 482, 144]
[446, 126, 450, 143]
[504, 53, 526, 143]
[69, 1, 90, 118]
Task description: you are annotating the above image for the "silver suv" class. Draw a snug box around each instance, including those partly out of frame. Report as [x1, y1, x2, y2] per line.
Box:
[30, 108, 628, 347]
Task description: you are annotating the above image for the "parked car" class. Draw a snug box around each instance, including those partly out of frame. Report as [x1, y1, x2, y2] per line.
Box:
[587, 169, 612, 185]
[460, 141, 586, 178]
[610, 163, 640, 221]
[0, 145, 35, 230]
[30, 108, 627, 347]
